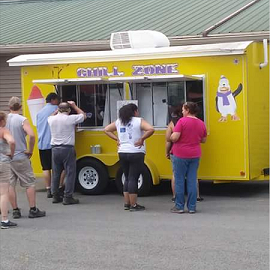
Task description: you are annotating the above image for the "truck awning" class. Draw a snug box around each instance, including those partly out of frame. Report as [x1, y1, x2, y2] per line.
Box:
[107, 75, 202, 83]
[32, 78, 108, 85]
[33, 75, 202, 85]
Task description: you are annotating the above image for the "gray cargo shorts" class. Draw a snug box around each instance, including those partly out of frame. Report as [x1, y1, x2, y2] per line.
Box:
[10, 158, 36, 188]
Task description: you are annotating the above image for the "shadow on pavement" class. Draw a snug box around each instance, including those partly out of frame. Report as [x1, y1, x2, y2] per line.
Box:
[36, 177, 269, 199]
[150, 180, 269, 198]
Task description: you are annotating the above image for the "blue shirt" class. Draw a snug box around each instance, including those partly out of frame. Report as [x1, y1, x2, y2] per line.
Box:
[36, 103, 58, 150]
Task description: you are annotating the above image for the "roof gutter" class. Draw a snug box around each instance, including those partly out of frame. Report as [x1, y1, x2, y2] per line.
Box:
[0, 31, 269, 54]
[202, 0, 261, 37]
[259, 39, 268, 69]
[170, 32, 269, 45]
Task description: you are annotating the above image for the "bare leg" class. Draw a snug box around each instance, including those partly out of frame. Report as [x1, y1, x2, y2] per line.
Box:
[171, 174, 175, 198]
[26, 186, 36, 208]
[43, 170, 51, 188]
[0, 183, 9, 221]
[129, 193, 137, 206]
[123, 192, 130, 205]
[9, 185, 18, 209]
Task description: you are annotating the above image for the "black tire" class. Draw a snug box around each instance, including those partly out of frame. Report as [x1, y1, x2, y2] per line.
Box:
[76, 158, 109, 195]
[115, 164, 153, 196]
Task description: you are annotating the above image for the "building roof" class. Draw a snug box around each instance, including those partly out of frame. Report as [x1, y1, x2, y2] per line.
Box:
[0, 0, 269, 52]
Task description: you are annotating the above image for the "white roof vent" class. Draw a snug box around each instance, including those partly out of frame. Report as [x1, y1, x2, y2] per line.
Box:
[110, 30, 170, 50]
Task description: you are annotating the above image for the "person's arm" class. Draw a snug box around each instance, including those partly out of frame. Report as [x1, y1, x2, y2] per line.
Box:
[170, 132, 181, 142]
[166, 141, 172, 159]
[3, 128, 15, 159]
[201, 123, 207, 143]
[104, 122, 119, 143]
[22, 119, 35, 158]
[165, 122, 174, 142]
[67, 101, 86, 120]
[170, 119, 182, 143]
[134, 119, 155, 147]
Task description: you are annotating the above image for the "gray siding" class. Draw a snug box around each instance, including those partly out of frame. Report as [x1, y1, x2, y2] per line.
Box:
[0, 55, 21, 112]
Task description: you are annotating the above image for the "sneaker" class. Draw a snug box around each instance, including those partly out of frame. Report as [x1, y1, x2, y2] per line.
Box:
[63, 197, 79, 205]
[13, 208, 21, 219]
[129, 204, 145, 212]
[197, 197, 204, 202]
[47, 188, 53, 198]
[1, 220, 17, 229]
[28, 208, 46, 218]
[188, 210, 196, 214]
[52, 195, 63, 204]
[124, 204, 130, 210]
[170, 206, 184, 214]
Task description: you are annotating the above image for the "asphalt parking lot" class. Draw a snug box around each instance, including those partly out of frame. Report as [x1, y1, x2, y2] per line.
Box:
[0, 180, 269, 270]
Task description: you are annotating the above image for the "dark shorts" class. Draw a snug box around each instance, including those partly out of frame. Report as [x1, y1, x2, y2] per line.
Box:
[39, 149, 52, 171]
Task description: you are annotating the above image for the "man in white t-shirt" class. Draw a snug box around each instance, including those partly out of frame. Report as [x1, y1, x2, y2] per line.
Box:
[48, 101, 86, 205]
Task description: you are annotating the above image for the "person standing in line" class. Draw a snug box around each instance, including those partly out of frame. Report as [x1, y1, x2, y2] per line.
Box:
[104, 103, 154, 211]
[6, 97, 46, 219]
[36, 92, 65, 198]
[165, 105, 182, 202]
[170, 102, 207, 214]
[0, 112, 17, 229]
[166, 105, 204, 203]
[48, 101, 86, 205]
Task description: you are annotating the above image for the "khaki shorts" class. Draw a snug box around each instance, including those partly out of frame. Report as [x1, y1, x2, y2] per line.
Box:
[10, 158, 36, 188]
[0, 162, 11, 184]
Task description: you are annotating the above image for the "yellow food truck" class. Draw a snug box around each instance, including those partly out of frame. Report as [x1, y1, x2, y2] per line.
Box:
[8, 38, 269, 196]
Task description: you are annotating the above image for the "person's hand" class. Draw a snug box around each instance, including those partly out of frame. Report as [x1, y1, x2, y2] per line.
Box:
[24, 150, 33, 159]
[134, 138, 144, 148]
[166, 153, 170, 159]
[67, 101, 76, 107]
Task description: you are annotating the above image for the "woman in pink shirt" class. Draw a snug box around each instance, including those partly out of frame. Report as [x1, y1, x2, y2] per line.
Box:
[170, 102, 207, 214]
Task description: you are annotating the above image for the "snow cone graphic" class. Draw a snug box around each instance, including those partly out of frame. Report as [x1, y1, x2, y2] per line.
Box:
[27, 85, 45, 126]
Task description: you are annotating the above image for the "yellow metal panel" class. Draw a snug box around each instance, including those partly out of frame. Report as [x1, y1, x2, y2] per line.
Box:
[21, 66, 56, 175]
[246, 42, 269, 179]
[21, 52, 258, 182]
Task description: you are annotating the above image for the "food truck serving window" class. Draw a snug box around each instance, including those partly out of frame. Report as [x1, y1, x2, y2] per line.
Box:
[60, 83, 124, 128]
[131, 79, 204, 127]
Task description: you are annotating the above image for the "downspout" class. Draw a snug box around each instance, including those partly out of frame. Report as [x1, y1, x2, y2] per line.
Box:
[202, 0, 261, 37]
[259, 39, 268, 69]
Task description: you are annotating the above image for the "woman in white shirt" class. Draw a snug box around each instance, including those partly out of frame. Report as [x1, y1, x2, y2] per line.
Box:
[105, 104, 154, 211]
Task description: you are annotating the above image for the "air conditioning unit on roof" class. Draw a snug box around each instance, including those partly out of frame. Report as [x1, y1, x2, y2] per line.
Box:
[110, 30, 170, 50]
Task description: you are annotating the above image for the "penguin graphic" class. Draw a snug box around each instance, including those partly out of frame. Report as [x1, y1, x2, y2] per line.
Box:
[216, 76, 242, 122]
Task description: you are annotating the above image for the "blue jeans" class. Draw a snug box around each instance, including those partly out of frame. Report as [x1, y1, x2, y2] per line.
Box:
[172, 156, 200, 211]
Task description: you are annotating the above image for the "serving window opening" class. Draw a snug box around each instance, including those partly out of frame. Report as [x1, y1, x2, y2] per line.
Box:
[59, 83, 124, 128]
[131, 79, 205, 127]
[56, 77, 204, 129]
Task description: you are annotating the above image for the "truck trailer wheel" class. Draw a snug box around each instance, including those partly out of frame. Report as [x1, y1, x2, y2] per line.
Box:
[115, 164, 153, 196]
[76, 159, 109, 195]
